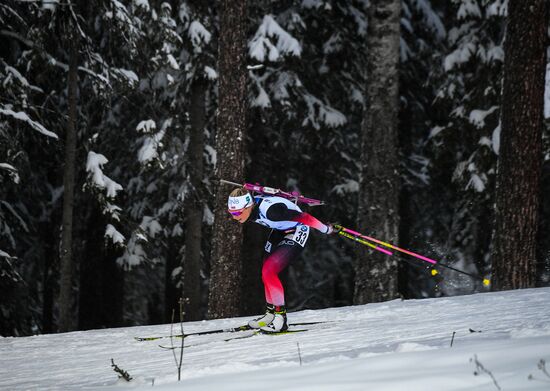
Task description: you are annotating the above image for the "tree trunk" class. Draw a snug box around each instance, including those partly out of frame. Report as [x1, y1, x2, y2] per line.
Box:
[355, 0, 401, 304]
[182, 77, 206, 321]
[491, 0, 547, 290]
[58, 39, 79, 332]
[241, 110, 272, 315]
[164, 240, 180, 321]
[78, 204, 124, 330]
[240, 222, 268, 315]
[41, 218, 56, 333]
[207, 0, 247, 319]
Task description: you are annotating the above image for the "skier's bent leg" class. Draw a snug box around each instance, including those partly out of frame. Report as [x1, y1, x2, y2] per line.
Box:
[262, 242, 301, 307]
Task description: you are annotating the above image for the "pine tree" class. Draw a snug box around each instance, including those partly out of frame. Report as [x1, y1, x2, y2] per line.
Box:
[429, 0, 507, 294]
[207, 0, 248, 319]
[0, 3, 61, 335]
[491, 0, 547, 290]
[354, 0, 402, 304]
[1, 0, 142, 332]
[180, 0, 215, 321]
[245, 0, 367, 310]
[399, 0, 448, 298]
[58, 21, 80, 333]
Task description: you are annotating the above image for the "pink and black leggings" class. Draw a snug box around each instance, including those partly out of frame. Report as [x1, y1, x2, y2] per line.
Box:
[262, 230, 305, 307]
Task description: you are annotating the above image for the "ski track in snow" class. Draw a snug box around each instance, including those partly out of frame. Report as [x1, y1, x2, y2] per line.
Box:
[1, 288, 549, 390]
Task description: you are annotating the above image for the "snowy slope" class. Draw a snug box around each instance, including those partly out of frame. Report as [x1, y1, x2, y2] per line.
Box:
[1, 288, 550, 391]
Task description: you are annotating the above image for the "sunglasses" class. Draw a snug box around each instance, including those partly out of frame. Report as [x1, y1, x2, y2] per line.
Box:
[228, 201, 253, 217]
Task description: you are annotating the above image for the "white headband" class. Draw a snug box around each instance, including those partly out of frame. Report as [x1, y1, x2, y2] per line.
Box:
[227, 194, 253, 210]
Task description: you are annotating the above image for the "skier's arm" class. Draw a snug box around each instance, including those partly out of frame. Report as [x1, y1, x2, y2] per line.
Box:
[266, 203, 333, 234]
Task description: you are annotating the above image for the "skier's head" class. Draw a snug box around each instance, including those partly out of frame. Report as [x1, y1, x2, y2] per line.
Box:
[227, 188, 254, 223]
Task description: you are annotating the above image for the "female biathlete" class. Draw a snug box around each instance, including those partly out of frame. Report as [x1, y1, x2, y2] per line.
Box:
[227, 188, 334, 332]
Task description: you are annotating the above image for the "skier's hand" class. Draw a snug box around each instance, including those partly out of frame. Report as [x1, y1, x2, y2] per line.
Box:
[325, 223, 339, 235]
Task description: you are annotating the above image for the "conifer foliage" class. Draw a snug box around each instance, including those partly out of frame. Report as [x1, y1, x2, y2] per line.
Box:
[0, 0, 549, 336]
[428, 0, 507, 294]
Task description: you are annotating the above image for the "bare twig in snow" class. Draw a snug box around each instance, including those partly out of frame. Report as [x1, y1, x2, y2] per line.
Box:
[538, 359, 550, 379]
[177, 297, 186, 381]
[450, 331, 456, 347]
[528, 359, 550, 383]
[110, 358, 132, 382]
[168, 298, 187, 381]
[471, 355, 501, 391]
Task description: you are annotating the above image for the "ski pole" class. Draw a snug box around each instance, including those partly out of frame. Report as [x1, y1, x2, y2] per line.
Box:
[334, 225, 490, 286]
[339, 229, 441, 276]
[336, 228, 441, 277]
[336, 229, 393, 256]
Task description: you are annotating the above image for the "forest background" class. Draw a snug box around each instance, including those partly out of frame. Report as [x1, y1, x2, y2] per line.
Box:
[1, 0, 549, 337]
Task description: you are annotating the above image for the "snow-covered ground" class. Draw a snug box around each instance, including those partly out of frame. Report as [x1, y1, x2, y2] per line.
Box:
[1, 288, 549, 391]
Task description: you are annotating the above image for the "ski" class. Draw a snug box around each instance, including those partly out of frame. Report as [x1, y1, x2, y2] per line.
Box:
[135, 321, 324, 342]
[258, 328, 308, 335]
[158, 331, 257, 349]
[158, 328, 309, 349]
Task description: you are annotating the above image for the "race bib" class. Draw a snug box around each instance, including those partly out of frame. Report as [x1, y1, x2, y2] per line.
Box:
[291, 225, 310, 247]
